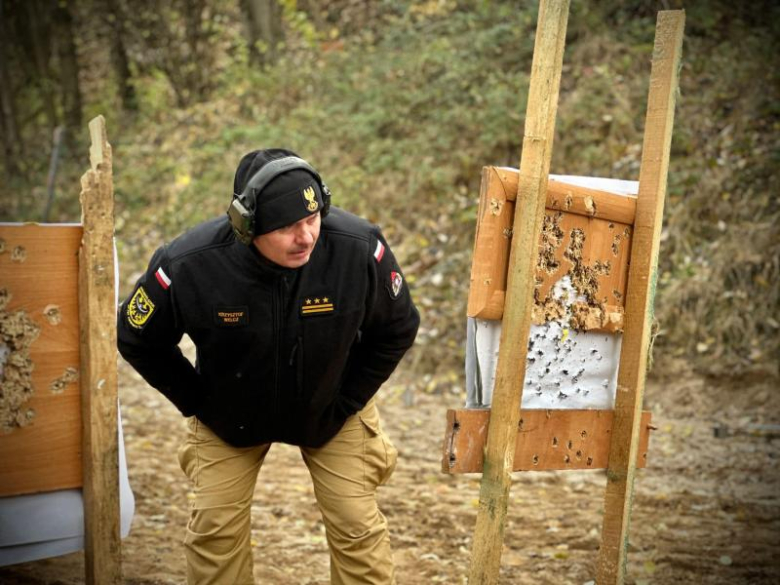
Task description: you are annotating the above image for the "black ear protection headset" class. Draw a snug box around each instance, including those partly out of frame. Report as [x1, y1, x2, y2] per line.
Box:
[227, 156, 332, 245]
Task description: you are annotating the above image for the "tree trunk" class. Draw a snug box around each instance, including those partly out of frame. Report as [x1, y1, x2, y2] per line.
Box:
[243, 0, 283, 67]
[24, 0, 58, 131]
[52, 0, 82, 131]
[182, 0, 210, 101]
[104, 0, 137, 112]
[0, 2, 20, 176]
[298, 0, 323, 29]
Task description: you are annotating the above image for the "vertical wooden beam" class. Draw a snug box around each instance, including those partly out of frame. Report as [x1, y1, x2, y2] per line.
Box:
[597, 11, 685, 584]
[467, 2, 569, 583]
[78, 115, 122, 584]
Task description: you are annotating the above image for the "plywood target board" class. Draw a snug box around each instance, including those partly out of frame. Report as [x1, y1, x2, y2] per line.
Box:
[467, 167, 636, 332]
[0, 223, 84, 496]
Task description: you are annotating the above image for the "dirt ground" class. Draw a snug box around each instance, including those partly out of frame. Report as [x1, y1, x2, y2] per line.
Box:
[1, 357, 778, 584]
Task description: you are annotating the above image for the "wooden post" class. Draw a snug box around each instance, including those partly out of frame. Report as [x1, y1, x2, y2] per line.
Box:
[597, 11, 685, 584]
[467, 2, 569, 583]
[78, 115, 122, 584]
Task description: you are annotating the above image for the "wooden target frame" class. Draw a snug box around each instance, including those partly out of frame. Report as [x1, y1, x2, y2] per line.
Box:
[0, 225, 83, 494]
[440, 4, 685, 584]
[0, 116, 122, 584]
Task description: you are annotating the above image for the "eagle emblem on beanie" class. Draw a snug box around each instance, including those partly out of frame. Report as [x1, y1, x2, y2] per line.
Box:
[302, 186, 318, 212]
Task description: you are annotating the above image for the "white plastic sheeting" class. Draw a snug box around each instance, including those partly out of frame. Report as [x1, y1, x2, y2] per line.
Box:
[465, 316, 623, 409]
[0, 411, 135, 565]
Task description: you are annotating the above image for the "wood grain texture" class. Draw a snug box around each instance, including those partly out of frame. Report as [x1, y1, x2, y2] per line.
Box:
[468, 2, 570, 583]
[0, 224, 83, 496]
[442, 408, 652, 474]
[597, 11, 685, 585]
[547, 179, 636, 224]
[78, 115, 122, 584]
[494, 167, 637, 224]
[467, 167, 515, 319]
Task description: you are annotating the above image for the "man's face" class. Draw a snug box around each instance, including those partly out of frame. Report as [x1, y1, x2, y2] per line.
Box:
[252, 212, 321, 268]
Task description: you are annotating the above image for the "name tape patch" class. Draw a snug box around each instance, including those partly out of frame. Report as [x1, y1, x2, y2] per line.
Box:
[214, 306, 249, 326]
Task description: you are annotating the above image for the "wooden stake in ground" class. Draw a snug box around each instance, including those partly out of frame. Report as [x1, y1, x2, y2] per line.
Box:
[597, 11, 685, 584]
[78, 115, 122, 585]
[467, 1, 569, 583]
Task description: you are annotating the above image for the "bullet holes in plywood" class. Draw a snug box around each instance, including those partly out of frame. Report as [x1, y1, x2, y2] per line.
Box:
[43, 305, 63, 325]
[0, 223, 86, 497]
[443, 409, 653, 473]
[0, 291, 41, 433]
[539, 213, 565, 275]
[50, 367, 79, 394]
[540, 429, 594, 468]
[0, 231, 79, 435]
[10, 246, 27, 263]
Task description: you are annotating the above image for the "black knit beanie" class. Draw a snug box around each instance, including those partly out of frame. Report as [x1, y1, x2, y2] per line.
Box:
[233, 149, 324, 236]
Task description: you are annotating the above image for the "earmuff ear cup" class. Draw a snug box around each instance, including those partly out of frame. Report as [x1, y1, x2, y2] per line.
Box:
[320, 182, 332, 218]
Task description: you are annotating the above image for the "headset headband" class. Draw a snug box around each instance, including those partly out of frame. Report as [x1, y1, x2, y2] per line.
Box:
[238, 156, 320, 204]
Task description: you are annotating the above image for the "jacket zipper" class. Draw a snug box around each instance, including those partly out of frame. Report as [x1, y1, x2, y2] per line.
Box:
[273, 277, 281, 423]
[274, 275, 289, 423]
[289, 336, 303, 400]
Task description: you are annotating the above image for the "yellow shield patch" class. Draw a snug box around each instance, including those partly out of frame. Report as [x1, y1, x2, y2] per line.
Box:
[127, 286, 156, 329]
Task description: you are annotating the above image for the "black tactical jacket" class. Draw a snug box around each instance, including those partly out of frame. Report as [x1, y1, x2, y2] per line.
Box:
[117, 208, 419, 448]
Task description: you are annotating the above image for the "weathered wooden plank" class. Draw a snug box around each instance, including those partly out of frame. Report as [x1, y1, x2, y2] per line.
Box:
[442, 408, 652, 474]
[468, 2, 570, 583]
[467, 167, 515, 319]
[597, 11, 685, 585]
[0, 224, 83, 496]
[493, 167, 638, 224]
[78, 115, 122, 584]
[547, 180, 637, 224]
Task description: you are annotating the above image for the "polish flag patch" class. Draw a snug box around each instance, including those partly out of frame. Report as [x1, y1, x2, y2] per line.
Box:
[373, 241, 385, 263]
[155, 267, 171, 290]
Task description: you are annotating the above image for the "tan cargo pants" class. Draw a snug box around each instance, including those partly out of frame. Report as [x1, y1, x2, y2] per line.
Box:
[177, 399, 398, 585]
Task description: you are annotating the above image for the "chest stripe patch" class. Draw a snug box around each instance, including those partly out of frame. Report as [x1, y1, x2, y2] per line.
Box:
[301, 297, 335, 316]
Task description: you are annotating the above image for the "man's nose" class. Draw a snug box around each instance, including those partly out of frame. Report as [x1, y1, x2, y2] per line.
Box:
[294, 225, 315, 244]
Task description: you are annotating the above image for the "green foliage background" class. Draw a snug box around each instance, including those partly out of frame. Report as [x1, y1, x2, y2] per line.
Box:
[1, 0, 778, 382]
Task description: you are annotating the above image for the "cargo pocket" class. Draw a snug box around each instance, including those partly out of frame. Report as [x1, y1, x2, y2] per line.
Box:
[358, 403, 398, 488]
